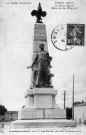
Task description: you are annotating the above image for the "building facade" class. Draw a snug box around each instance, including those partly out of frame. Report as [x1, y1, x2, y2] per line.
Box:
[0, 111, 18, 121]
[74, 102, 86, 124]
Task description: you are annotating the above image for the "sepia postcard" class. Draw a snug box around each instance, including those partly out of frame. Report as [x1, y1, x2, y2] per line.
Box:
[0, 0, 86, 134]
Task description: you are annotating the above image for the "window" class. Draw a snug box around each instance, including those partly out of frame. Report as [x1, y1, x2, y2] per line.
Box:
[2, 118, 4, 121]
[11, 118, 13, 121]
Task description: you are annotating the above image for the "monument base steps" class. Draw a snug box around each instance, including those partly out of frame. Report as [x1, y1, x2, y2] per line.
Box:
[11, 119, 76, 128]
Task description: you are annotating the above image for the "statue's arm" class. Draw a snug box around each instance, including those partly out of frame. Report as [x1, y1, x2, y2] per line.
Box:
[32, 54, 38, 67]
[27, 54, 38, 69]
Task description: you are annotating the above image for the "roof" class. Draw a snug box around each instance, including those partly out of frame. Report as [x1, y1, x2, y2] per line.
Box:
[74, 102, 86, 107]
[5, 111, 18, 114]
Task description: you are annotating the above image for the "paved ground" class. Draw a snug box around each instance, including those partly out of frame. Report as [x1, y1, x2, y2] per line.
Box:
[0, 122, 86, 135]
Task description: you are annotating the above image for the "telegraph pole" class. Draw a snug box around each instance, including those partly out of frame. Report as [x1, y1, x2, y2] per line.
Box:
[72, 74, 74, 121]
[64, 90, 66, 109]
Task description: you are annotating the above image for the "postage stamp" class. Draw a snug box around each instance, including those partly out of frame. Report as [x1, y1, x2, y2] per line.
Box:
[67, 24, 85, 46]
[51, 24, 85, 51]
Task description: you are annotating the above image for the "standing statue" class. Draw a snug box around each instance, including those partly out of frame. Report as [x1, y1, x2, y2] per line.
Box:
[27, 44, 54, 87]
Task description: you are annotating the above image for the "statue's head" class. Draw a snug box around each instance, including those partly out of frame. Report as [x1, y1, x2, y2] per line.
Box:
[39, 44, 45, 50]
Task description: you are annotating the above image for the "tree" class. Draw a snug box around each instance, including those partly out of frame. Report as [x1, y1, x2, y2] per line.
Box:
[0, 105, 7, 116]
[66, 107, 72, 119]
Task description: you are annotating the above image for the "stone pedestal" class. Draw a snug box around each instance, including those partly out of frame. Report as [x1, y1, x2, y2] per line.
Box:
[25, 88, 57, 109]
[11, 87, 76, 128]
[18, 88, 66, 120]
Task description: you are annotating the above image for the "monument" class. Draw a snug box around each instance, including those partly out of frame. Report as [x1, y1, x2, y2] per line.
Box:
[11, 3, 76, 128]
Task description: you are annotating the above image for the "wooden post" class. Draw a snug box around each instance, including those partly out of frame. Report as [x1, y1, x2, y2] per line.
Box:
[72, 74, 74, 121]
[64, 90, 66, 109]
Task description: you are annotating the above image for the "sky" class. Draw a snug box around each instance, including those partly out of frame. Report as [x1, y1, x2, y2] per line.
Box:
[0, 0, 86, 111]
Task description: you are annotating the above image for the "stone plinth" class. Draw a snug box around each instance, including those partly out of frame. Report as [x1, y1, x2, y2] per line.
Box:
[18, 87, 66, 120]
[25, 87, 58, 109]
[25, 88, 57, 108]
